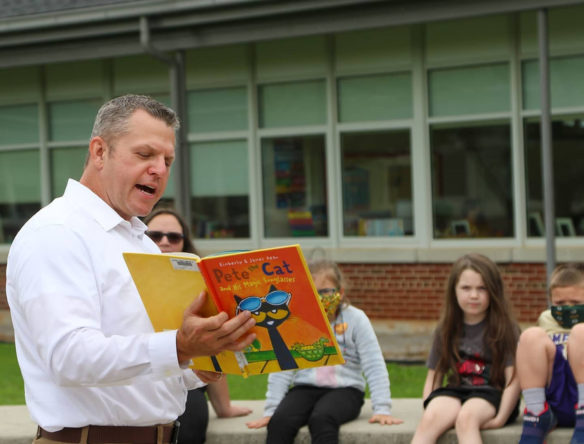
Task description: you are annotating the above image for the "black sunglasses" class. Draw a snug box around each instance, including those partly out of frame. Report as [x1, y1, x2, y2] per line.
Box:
[145, 230, 185, 244]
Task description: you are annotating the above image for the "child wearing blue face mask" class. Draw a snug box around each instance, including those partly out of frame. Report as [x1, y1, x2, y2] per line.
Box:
[517, 262, 584, 444]
[246, 259, 403, 443]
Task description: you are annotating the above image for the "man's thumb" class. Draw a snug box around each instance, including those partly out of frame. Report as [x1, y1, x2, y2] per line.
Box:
[185, 290, 207, 316]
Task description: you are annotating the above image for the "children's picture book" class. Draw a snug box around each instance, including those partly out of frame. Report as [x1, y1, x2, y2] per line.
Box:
[123, 244, 344, 377]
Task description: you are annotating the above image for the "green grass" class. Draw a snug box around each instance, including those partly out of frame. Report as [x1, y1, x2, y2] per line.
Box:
[227, 362, 426, 399]
[0, 343, 426, 405]
[0, 342, 25, 404]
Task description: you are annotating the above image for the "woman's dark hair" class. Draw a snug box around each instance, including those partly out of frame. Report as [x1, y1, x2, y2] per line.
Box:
[143, 207, 198, 255]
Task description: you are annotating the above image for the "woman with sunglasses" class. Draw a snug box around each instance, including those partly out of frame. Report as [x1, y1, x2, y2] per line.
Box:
[246, 259, 403, 443]
[144, 208, 252, 444]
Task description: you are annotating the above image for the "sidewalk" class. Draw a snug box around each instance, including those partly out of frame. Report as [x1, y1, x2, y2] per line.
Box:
[0, 400, 573, 444]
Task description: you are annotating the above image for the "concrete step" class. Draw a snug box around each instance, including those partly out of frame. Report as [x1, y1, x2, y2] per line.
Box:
[0, 399, 573, 444]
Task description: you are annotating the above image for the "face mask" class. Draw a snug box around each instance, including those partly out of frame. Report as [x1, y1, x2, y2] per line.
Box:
[318, 288, 341, 317]
[551, 304, 584, 329]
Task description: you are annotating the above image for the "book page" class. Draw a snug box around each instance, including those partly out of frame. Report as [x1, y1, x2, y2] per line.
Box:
[123, 252, 244, 374]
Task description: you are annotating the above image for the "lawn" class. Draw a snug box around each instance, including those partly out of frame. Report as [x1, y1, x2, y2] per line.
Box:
[0, 342, 425, 405]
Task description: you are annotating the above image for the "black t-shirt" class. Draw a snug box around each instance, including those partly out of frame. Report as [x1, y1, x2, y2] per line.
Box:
[427, 319, 499, 388]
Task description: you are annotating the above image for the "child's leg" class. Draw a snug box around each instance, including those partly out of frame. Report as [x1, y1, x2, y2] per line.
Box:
[568, 324, 584, 444]
[568, 323, 584, 385]
[306, 387, 364, 444]
[517, 327, 556, 392]
[411, 396, 462, 444]
[454, 397, 496, 444]
[266, 386, 321, 444]
[517, 327, 558, 444]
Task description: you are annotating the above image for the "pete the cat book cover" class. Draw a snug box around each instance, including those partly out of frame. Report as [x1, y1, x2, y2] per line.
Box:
[123, 244, 344, 376]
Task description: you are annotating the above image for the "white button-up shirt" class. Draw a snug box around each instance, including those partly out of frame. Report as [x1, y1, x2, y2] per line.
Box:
[6, 179, 191, 431]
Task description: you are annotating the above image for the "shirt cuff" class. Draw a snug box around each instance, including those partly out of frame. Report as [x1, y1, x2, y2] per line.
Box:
[148, 330, 182, 375]
[183, 370, 207, 390]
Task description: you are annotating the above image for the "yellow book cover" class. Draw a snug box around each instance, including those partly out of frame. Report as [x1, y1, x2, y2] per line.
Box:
[123, 244, 344, 376]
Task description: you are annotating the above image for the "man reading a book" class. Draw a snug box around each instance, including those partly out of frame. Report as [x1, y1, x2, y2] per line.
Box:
[6, 94, 256, 444]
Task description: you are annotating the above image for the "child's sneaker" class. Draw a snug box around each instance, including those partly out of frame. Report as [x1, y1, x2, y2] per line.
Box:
[571, 404, 584, 444]
[519, 402, 557, 444]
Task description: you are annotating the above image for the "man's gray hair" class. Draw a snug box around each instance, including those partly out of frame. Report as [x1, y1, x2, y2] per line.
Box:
[91, 94, 179, 145]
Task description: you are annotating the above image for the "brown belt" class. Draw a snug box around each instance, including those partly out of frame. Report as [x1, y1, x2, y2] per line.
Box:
[37, 423, 176, 444]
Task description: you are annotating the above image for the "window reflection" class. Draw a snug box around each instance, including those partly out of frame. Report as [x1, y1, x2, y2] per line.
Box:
[190, 140, 250, 238]
[525, 117, 584, 237]
[341, 130, 413, 237]
[431, 123, 513, 238]
[0, 150, 41, 243]
[262, 135, 328, 237]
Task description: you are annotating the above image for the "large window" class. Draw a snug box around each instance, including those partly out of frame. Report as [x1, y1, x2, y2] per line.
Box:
[190, 140, 250, 238]
[0, 150, 41, 243]
[187, 87, 250, 238]
[0, 104, 40, 242]
[525, 117, 584, 237]
[50, 147, 87, 198]
[261, 136, 328, 238]
[341, 130, 413, 236]
[428, 64, 510, 117]
[258, 80, 326, 129]
[431, 123, 513, 238]
[188, 87, 248, 133]
[48, 99, 100, 199]
[0, 104, 39, 145]
[48, 100, 100, 142]
[337, 73, 412, 122]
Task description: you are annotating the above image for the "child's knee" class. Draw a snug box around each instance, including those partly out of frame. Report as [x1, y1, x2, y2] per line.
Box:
[454, 411, 475, 431]
[569, 323, 584, 343]
[267, 411, 291, 432]
[454, 406, 484, 430]
[308, 411, 337, 427]
[518, 326, 552, 350]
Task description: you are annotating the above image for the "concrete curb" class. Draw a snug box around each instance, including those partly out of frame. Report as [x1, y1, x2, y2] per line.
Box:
[0, 400, 573, 444]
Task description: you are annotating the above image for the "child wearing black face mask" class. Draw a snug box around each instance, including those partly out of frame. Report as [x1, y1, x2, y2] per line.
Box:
[517, 262, 584, 444]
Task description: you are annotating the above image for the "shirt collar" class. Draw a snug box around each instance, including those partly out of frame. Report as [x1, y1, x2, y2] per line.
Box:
[63, 179, 148, 236]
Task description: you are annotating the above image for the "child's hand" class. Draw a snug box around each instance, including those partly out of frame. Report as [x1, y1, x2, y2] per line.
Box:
[194, 369, 223, 384]
[246, 416, 271, 429]
[369, 414, 404, 425]
[481, 416, 504, 430]
[218, 404, 253, 418]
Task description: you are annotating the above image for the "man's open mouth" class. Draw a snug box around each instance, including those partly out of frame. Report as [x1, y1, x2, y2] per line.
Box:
[136, 184, 155, 195]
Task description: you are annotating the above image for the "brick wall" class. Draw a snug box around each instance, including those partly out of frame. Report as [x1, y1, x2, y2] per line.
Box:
[339, 262, 548, 324]
[0, 261, 549, 340]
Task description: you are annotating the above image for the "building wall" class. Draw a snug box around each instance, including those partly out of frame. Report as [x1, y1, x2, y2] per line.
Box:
[2, 6, 584, 263]
[341, 262, 547, 322]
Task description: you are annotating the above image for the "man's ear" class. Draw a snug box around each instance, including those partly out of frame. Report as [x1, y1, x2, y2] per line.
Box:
[88, 137, 107, 170]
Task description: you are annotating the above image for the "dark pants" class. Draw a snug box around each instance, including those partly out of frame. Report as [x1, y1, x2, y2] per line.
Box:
[266, 385, 364, 444]
[177, 387, 208, 444]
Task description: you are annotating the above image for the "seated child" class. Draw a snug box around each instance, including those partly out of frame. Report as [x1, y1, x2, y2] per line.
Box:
[518, 262, 584, 444]
[412, 253, 521, 444]
[246, 259, 403, 443]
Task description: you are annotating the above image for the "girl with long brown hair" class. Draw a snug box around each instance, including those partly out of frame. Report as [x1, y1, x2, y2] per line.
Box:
[412, 253, 521, 443]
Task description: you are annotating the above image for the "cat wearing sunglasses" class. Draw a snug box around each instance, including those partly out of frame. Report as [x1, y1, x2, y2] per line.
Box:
[234, 285, 298, 371]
